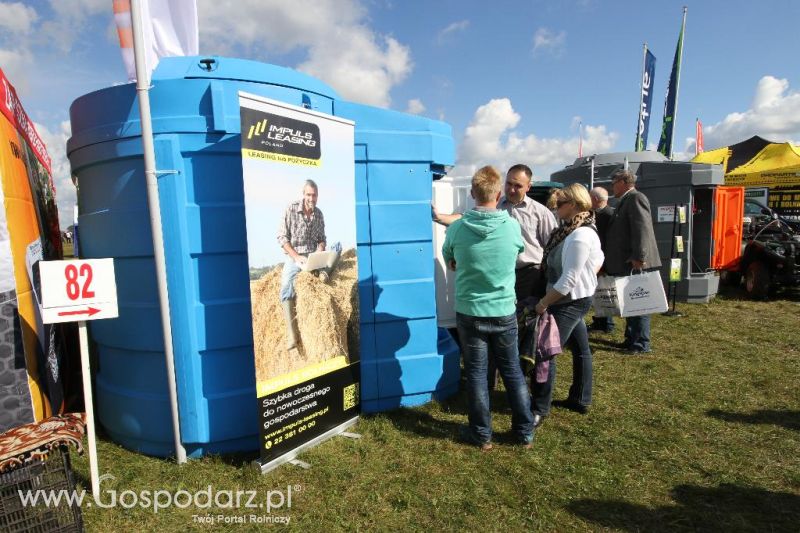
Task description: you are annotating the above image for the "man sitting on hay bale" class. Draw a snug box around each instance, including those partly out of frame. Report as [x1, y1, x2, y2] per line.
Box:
[277, 179, 339, 350]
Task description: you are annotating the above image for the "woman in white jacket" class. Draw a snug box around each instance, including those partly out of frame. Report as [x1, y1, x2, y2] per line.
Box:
[533, 183, 604, 425]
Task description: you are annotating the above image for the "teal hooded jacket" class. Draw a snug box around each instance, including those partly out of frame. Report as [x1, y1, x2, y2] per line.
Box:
[442, 209, 524, 317]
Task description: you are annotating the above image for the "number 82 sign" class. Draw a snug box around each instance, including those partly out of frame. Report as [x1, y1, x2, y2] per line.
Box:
[40, 259, 119, 324]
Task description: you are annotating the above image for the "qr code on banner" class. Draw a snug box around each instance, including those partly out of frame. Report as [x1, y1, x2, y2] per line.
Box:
[343, 383, 359, 411]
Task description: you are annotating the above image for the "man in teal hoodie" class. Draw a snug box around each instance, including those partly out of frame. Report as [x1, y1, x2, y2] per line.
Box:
[442, 166, 535, 450]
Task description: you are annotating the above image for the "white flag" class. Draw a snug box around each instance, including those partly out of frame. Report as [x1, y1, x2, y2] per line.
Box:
[114, 0, 199, 83]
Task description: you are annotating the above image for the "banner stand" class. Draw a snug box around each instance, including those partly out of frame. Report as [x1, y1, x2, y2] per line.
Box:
[240, 92, 360, 473]
[253, 417, 358, 474]
[663, 203, 684, 317]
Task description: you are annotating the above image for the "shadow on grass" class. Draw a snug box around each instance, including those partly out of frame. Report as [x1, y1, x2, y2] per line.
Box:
[707, 409, 800, 431]
[587, 336, 626, 352]
[567, 483, 800, 531]
[214, 450, 261, 468]
[379, 407, 464, 443]
[376, 387, 523, 441]
[716, 283, 800, 303]
[71, 463, 90, 490]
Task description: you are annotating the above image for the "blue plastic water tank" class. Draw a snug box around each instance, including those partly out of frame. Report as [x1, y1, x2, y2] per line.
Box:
[67, 56, 459, 456]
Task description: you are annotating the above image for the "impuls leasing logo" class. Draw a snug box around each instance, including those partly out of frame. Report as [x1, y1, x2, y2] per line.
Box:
[247, 118, 268, 140]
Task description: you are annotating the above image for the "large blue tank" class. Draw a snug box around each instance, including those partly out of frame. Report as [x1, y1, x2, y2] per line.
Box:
[67, 56, 459, 456]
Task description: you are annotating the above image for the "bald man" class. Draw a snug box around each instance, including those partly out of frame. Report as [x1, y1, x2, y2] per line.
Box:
[588, 186, 615, 333]
[591, 186, 614, 248]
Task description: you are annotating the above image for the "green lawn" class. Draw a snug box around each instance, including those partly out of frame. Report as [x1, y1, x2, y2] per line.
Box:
[72, 287, 800, 531]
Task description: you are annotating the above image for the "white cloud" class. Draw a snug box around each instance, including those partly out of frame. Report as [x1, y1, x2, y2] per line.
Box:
[532, 27, 566, 57]
[406, 98, 425, 115]
[0, 2, 38, 34]
[41, 0, 109, 52]
[437, 19, 469, 44]
[701, 76, 800, 150]
[451, 98, 617, 178]
[0, 48, 34, 91]
[33, 121, 75, 228]
[198, 0, 412, 108]
[298, 32, 410, 108]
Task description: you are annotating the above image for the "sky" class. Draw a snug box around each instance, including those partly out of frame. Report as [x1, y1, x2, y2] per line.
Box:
[2, 0, 799, 227]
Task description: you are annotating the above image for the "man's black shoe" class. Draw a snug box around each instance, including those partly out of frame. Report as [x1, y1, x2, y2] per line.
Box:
[552, 399, 590, 414]
[624, 347, 652, 355]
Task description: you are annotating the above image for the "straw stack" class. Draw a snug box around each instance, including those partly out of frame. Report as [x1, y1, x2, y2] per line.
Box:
[251, 248, 359, 383]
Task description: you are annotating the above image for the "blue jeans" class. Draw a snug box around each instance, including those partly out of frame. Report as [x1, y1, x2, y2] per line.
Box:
[279, 259, 303, 301]
[532, 297, 593, 416]
[625, 315, 651, 352]
[456, 312, 534, 445]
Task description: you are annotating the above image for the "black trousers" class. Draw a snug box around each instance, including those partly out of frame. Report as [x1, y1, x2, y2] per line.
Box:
[514, 263, 543, 302]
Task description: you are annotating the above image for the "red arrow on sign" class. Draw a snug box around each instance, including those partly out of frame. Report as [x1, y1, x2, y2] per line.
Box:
[57, 307, 101, 317]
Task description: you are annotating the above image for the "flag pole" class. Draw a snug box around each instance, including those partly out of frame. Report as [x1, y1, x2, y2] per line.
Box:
[695, 117, 700, 156]
[668, 6, 688, 160]
[130, 0, 187, 464]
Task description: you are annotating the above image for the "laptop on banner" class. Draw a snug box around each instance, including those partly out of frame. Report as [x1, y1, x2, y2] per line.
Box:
[302, 251, 337, 272]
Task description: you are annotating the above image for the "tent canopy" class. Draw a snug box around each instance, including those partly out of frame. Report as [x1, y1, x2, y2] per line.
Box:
[691, 136, 800, 187]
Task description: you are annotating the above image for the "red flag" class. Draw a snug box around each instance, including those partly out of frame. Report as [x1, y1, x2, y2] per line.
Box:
[695, 118, 704, 155]
[578, 121, 583, 158]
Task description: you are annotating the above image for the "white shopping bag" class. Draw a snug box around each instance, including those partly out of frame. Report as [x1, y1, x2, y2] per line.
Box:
[615, 271, 668, 317]
[592, 275, 620, 317]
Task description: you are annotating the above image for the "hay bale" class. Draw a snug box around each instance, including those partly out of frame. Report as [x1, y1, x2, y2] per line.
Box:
[251, 248, 359, 383]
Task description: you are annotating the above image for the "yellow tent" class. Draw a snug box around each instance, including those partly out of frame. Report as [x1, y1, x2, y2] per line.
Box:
[692, 145, 729, 167]
[691, 137, 800, 187]
[692, 137, 800, 216]
[723, 142, 800, 187]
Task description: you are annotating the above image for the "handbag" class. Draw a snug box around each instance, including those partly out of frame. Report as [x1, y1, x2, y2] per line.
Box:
[592, 275, 620, 317]
[615, 270, 668, 317]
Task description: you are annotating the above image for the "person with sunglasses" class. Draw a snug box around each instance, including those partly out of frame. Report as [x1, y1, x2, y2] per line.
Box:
[532, 184, 604, 423]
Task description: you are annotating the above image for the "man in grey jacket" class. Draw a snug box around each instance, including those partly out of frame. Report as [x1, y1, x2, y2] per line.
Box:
[604, 170, 661, 354]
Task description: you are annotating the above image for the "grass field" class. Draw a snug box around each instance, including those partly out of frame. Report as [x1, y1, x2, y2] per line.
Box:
[71, 286, 800, 531]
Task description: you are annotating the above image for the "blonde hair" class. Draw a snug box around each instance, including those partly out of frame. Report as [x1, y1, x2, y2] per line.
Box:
[471, 166, 502, 203]
[556, 183, 593, 212]
[546, 188, 559, 210]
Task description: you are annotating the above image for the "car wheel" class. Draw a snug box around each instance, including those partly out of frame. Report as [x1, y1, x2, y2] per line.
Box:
[720, 270, 742, 286]
[745, 261, 770, 300]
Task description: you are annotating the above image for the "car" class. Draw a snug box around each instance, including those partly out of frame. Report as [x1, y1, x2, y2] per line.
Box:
[527, 181, 563, 206]
[722, 199, 800, 299]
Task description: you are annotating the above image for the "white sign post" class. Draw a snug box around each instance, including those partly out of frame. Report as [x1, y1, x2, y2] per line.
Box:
[40, 259, 118, 497]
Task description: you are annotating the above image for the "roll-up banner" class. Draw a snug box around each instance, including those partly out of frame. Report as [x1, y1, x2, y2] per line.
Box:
[239, 92, 360, 472]
[0, 68, 65, 432]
